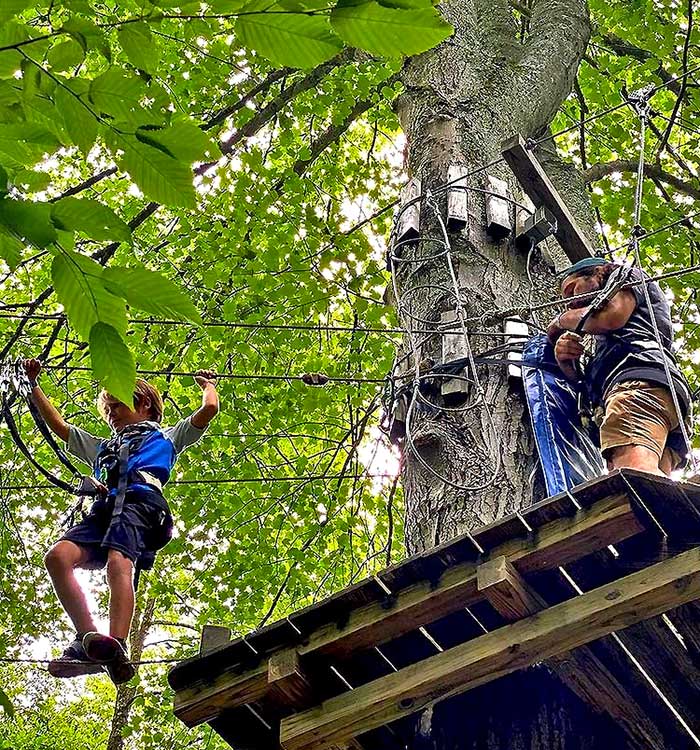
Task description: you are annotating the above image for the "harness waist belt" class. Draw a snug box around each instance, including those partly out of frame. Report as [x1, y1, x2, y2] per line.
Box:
[134, 470, 163, 492]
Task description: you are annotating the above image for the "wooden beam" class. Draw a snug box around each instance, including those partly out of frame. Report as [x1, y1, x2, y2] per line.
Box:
[268, 649, 314, 708]
[304, 493, 641, 659]
[477, 557, 667, 750]
[173, 493, 642, 727]
[280, 547, 700, 750]
[501, 134, 594, 262]
[477, 556, 545, 618]
[175, 662, 267, 727]
[200, 625, 232, 655]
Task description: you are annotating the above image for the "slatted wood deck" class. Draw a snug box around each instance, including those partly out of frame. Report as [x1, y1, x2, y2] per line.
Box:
[168, 470, 700, 750]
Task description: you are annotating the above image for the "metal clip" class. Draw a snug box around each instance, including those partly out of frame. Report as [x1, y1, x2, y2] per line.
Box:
[625, 83, 655, 119]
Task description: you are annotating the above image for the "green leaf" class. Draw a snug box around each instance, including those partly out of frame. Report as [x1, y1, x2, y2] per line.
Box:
[51, 250, 128, 339]
[330, 0, 452, 57]
[0, 22, 28, 79]
[0, 80, 20, 106]
[118, 21, 158, 74]
[0, 122, 61, 166]
[51, 198, 132, 242]
[47, 38, 85, 72]
[89, 68, 149, 121]
[102, 265, 202, 323]
[0, 198, 57, 247]
[136, 121, 219, 162]
[105, 130, 196, 209]
[62, 17, 111, 61]
[11, 168, 52, 192]
[0, 0, 32, 23]
[206, 0, 249, 10]
[89, 322, 136, 405]
[0, 226, 23, 269]
[55, 80, 97, 155]
[0, 686, 14, 718]
[236, 8, 343, 68]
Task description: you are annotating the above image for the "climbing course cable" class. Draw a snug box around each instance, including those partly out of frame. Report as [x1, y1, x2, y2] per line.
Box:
[622, 86, 699, 473]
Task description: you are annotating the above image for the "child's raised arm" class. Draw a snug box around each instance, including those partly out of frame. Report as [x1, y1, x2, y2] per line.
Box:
[24, 359, 70, 442]
[190, 369, 220, 429]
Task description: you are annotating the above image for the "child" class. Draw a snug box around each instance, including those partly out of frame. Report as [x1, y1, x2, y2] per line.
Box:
[23, 359, 219, 684]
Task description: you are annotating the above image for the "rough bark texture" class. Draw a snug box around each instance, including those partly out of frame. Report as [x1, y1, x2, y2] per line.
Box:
[106, 596, 156, 750]
[396, 0, 593, 550]
[393, 1, 626, 747]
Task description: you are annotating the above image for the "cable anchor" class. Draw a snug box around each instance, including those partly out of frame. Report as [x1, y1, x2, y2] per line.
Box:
[624, 83, 655, 120]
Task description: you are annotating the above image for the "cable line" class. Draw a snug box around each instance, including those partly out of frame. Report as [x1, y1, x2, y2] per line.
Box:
[0, 473, 396, 491]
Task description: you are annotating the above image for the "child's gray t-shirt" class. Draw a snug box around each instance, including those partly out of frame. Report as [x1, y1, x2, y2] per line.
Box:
[66, 417, 205, 467]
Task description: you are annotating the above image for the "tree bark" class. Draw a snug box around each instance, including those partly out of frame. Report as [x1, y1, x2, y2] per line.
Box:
[392, 1, 631, 747]
[106, 596, 156, 750]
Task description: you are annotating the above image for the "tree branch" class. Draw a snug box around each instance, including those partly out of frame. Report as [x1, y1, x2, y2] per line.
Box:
[598, 33, 681, 94]
[204, 67, 292, 131]
[290, 75, 398, 180]
[517, 0, 591, 133]
[220, 51, 351, 155]
[584, 159, 700, 200]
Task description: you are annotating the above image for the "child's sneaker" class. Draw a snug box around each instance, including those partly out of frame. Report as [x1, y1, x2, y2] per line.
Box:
[82, 632, 136, 685]
[48, 639, 104, 678]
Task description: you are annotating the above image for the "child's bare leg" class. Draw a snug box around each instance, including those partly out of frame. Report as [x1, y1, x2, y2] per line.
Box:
[106, 549, 134, 640]
[44, 541, 96, 634]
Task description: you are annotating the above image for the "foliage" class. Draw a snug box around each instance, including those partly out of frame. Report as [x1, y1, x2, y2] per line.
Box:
[1, 0, 699, 747]
[0, 0, 448, 399]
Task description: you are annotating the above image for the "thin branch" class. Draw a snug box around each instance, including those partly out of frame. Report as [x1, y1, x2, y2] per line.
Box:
[656, 0, 693, 156]
[584, 159, 700, 200]
[204, 67, 292, 131]
[220, 52, 351, 155]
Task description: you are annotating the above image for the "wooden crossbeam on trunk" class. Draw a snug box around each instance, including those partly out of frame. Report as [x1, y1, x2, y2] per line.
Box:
[173, 493, 642, 727]
[478, 557, 669, 750]
[280, 547, 700, 750]
[501, 134, 594, 262]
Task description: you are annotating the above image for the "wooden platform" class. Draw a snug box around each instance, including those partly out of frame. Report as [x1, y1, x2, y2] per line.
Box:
[168, 470, 700, 750]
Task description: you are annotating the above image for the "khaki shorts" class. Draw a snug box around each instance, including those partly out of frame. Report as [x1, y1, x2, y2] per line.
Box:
[599, 380, 682, 466]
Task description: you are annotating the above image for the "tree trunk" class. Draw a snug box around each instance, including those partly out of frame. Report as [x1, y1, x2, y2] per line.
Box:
[106, 596, 156, 750]
[393, 1, 628, 747]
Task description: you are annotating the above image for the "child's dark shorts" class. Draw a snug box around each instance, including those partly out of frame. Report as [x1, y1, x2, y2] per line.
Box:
[59, 487, 173, 570]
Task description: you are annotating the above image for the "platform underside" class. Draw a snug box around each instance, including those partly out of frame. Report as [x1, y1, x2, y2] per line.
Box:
[168, 470, 700, 750]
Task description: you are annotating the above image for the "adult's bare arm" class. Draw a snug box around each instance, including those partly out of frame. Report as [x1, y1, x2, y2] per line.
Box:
[548, 289, 637, 342]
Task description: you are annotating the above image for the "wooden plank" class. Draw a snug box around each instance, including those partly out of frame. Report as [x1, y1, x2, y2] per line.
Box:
[446, 165, 470, 231]
[501, 134, 594, 262]
[562, 546, 700, 737]
[485, 175, 512, 240]
[304, 493, 641, 659]
[210, 705, 280, 750]
[280, 547, 700, 750]
[477, 556, 544, 618]
[175, 662, 268, 727]
[668, 601, 700, 667]
[172, 493, 642, 728]
[169, 472, 640, 695]
[478, 557, 668, 750]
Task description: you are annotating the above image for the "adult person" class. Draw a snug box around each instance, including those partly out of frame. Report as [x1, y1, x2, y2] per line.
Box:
[547, 257, 692, 476]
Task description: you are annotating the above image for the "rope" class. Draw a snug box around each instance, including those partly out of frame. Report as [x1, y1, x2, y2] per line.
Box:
[624, 89, 698, 472]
